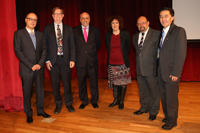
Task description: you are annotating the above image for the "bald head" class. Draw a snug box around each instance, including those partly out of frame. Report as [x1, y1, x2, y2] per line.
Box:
[80, 12, 90, 27]
[136, 16, 149, 33]
[25, 13, 38, 30]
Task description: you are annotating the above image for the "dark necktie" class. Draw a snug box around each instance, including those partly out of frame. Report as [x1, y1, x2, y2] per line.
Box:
[57, 25, 63, 54]
[139, 33, 145, 51]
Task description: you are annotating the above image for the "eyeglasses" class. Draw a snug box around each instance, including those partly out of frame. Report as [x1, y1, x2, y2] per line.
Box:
[53, 13, 63, 16]
[26, 18, 37, 22]
[137, 22, 147, 26]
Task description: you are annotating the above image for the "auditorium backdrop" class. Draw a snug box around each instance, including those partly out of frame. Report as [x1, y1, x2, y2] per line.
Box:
[1, 0, 200, 111]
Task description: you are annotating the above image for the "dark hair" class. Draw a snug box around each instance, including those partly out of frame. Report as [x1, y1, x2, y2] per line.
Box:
[52, 7, 64, 14]
[159, 7, 175, 17]
[107, 16, 124, 32]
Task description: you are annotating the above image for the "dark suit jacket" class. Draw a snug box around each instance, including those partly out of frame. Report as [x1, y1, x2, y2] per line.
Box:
[159, 23, 187, 82]
[73, 25, 101, 67]
[105, 30, 131, 67]
[14, 28, 47, 76]
[133, 28, 160, 76]
[43, 23, 76, 65]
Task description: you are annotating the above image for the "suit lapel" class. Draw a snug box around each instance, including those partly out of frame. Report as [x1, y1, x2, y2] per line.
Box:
[51, 23, 57, 46]
[142, 28, 151, 49]
[79, 25, 86, 43]
[134, 33, 139, 51]
[23, 28, 35, 50]
[87, 25, 93, 43]
[161, 23, 175, 50]
[35, 31, 39, 51]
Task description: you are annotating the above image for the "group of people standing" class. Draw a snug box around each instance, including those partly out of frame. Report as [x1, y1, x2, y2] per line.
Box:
[14, 6, 187, 130]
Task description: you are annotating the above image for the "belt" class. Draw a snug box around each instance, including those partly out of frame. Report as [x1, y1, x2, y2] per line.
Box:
[57, 55, 63, 58]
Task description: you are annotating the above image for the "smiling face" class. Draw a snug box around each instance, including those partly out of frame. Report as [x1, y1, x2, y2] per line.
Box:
[52, 9, 64, 24]
[111, 19, 120, 32]
[159, 10, 174, 28]
[25, 13, 38, 30]
[137, 16, 149, 33]
[80, 12, 90, 27]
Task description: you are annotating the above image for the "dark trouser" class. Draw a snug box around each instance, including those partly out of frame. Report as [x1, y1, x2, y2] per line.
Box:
[50, 57, 73, 106]
[76, 65, 99, 105]
[21, 72, 44, 117]
[158, 65, 179, 126]
[137, 75, 160, 115]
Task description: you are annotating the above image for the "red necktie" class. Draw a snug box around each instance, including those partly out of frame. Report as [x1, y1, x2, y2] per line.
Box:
[84, 27, 88, 43]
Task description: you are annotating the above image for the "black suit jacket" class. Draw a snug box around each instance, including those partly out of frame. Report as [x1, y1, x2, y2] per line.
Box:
[133, 28, 160, 76]
[159, 23, 187, 82]
[105, 30, 131, 67]
[73, 25, 101, 67]
[14, 28, 47, 76]
[43, 23, 76, 65]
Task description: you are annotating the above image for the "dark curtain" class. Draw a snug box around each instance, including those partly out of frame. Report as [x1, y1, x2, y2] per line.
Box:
[0, 0, 23, 111]
[15, 0, 200, 81]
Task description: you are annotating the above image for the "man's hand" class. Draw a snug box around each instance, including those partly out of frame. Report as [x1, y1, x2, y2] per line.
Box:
[170, 75, 178, 82]
[31, 64, 41, 71]
[46, 62, 52, 71]
[70, 61, 75, 68]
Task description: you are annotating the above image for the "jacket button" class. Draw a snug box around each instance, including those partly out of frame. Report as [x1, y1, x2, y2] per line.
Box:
[85, 51, 87, 53]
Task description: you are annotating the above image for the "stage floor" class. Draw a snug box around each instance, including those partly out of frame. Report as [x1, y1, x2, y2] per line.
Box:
[0, 78, 200, 133]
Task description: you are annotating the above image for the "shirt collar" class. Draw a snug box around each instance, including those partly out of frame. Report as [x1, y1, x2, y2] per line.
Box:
[81, 25, 89, 29]
[25, 27, 34, 34]
[54, 22, 63, 27]
[163, 25, 170, 33]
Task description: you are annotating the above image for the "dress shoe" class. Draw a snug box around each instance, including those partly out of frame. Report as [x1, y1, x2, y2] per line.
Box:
[79, 104, 87, 109]
[37, 112, 51, 118]
[66, 105, 75, 112]
[162, 124, 177, 130]
[162, 118, 168, 123]
[27, 116, 33, 124]
[149, 115, 156, 121]
[92, 103, 98, 108]
[54, 106, 62, 114]
[134, 110, 148, 115]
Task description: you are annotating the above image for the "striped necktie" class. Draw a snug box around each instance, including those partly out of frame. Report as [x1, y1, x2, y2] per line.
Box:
[138, 33, 145, 51]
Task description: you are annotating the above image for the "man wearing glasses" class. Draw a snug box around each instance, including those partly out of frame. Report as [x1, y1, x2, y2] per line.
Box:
[14, 13, 50, 124]
[43, 7, 76, 114]
[133, 16, 160, 121]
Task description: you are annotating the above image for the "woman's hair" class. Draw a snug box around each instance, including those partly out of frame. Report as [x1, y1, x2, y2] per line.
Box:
[107, 16, 124, 31]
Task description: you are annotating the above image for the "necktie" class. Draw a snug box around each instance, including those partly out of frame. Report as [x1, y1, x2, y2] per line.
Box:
[31, 30, 34, 35]
[84, 27, 88, 43]
[160, 31, 165, 49]
[138, 33, 144, 51]
[57, 25, 63, 54]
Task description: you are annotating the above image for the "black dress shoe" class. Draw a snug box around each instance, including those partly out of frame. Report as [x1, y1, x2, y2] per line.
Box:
[134, 110, 148, 115]
[92, 103, 98, 108]
[37, 112, 51, 118]
[66, 105, 75, 112]
[79, 104, 87, 109]
[54, 106, 62, 114]
[149, 115, 156, 121]
[162, 118, 168, 123]
[162, 124, 177, 130]
[27, 116, 33, 124]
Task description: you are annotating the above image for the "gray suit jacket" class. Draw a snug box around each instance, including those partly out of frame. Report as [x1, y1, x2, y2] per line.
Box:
[14, 28, 47, 76]
[133, 28, 160, 77]
[159, 23, 187, 82]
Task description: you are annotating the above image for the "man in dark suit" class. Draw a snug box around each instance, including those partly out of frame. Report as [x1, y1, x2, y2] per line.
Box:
[73, 12, 101, 109]
[158, 7, 187, 130]
[133, 16, 160, 121]
[43, 7, 76, 114]
[14, 13, 50, 124]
